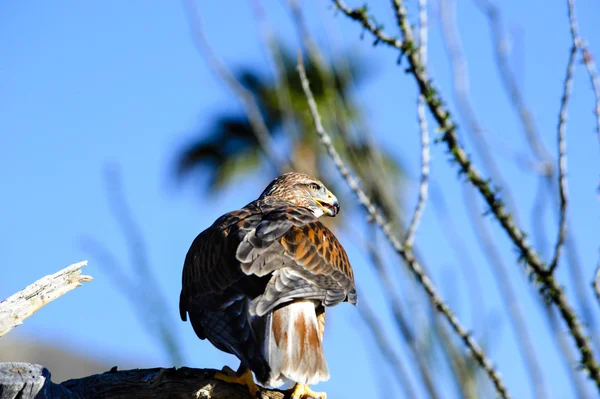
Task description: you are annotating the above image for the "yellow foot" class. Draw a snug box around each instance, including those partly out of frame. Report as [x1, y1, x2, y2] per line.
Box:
[289, 383, 327, 399]
[214, 367, 260, 398]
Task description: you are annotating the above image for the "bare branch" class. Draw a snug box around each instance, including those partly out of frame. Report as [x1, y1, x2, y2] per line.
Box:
[404, 0, 430, 248]
[0, 262, 92, 337]
[331, 0, 600, 390]
[182, 0, 291, 173]
[297, 53, 512, 399]
[549, 0, 578, 273]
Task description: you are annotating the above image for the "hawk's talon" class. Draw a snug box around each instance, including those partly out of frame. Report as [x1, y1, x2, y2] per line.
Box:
[214, 367, 260, 398]
[289, 383, 327, 399]
[218, 365, 237, 377]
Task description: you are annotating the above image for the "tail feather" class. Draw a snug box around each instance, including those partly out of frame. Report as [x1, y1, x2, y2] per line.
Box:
[263, 300, 329, 387]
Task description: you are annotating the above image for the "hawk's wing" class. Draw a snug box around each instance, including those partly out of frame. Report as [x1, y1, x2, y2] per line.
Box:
[180, 200, 356, 320]
[235, 203, 357, 316]
[179, 206, 263, 321]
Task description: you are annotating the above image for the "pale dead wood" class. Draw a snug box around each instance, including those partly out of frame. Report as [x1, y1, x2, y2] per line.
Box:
[0, 261, 92, 337]
[0, 363, 287, 399]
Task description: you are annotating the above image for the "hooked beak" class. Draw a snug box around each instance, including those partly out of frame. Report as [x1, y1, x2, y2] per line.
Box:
[317, 193, 340, 217]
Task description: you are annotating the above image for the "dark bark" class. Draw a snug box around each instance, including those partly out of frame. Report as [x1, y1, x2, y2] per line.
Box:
[0, 362, 286, 399]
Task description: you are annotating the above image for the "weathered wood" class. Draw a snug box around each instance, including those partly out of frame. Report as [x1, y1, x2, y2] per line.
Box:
[0, 363, 74, 399]
[0, 261, 92, 337]
[0, 363, 289, 399]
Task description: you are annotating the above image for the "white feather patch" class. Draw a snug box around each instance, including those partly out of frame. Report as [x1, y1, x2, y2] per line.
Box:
[263, 300, 330, 388]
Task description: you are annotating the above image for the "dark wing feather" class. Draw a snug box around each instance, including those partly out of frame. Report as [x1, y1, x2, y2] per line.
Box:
[235, 205, 356, 316]
[179, 207, 263, 321]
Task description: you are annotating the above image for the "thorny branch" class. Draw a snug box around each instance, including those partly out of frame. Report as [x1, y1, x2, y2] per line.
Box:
[331, 0, 600, 391]
[404, 0, 430, 248]
[297, 53, 512, 399]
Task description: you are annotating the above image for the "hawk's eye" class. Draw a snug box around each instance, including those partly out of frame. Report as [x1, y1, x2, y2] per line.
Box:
[309, 183, 321, 191]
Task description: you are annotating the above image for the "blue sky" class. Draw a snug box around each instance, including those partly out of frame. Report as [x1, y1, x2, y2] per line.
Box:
[1, 0, 600, 398]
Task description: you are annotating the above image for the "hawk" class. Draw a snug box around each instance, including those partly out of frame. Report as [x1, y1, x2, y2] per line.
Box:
[179, 172, 357, 399]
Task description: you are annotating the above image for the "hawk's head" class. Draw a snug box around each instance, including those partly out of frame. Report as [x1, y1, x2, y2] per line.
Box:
[259, 172, 340, 218]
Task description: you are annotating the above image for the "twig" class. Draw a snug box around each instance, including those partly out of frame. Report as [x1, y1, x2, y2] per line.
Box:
[0, 261, 92, 337]
[357, 297, 420, 399]
[315, 3, 405, 227]
[365, 229, 442, 399]
[404, 0, 430, 248]
[330, 0, 600, 389]
[474, 0, 600, 348]
[581, 45, 600, 156]
[545, 308, 593, 399]
[182, 0, 291, 173]
[439, 0, 520, 222]
[297, 53, 512, 399]
[594, 259, 600, 310]
[549, 0, 578, 273]
[463, 186, 547, 399]
[0, 363, 286, 399]
[431, 313, 479, 399]
[81, 165, 185, 366]
[566, 0, 600, 191]
[474, 0, 553, 173]
[250, 0, 299, 142]
[430, 183, 485, 329]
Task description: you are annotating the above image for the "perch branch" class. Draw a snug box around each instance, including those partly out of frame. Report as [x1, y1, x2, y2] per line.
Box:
[0, 261, 92, 337]
[331, 0, 600, 389]
[0, 363, 287, 399]
[297, 54, 512, 399]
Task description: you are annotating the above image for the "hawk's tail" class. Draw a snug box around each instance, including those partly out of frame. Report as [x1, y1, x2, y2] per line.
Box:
[262, 300, 330, 388]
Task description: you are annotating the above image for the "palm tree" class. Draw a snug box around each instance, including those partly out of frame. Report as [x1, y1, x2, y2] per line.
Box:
[173, 44, 405, 229]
